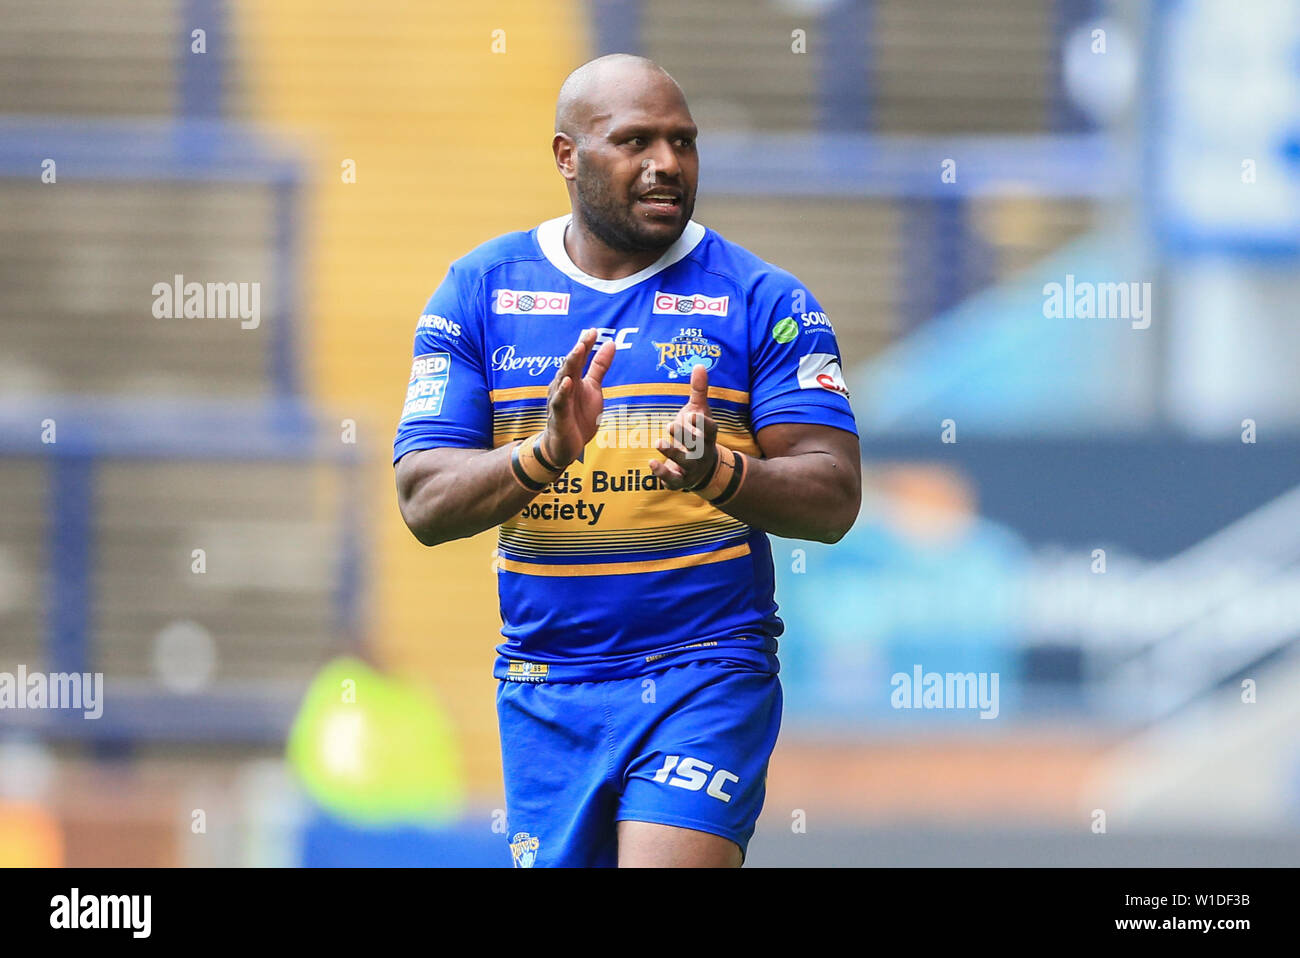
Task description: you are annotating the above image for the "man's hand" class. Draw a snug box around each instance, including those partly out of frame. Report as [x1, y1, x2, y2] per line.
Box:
[540, 329, 616, 467]
[649, 362, 719, 490]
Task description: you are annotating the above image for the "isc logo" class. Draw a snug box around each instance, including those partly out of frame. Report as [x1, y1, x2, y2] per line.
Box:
[594, 326, 638, 350]
[651, 755, 739, 803]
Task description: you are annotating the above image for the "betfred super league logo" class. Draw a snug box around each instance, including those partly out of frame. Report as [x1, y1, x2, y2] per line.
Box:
[653, 328, 722, 379]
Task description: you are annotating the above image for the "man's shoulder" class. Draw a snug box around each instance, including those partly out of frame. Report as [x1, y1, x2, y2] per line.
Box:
[446, 221, 550, 279]
[690, 225, 806, 303]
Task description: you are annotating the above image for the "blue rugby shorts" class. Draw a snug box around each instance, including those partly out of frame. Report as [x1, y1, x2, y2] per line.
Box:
[496, 659, 783, 867]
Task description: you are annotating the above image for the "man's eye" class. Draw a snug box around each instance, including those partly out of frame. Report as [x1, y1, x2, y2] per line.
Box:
[627, 137, 645, 147]
[676, 138, 695, 148]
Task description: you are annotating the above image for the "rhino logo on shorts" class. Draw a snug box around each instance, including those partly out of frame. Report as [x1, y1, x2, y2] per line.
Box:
[510, 831, 540, 868]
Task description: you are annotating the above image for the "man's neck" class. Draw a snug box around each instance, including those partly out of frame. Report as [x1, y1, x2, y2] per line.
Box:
[563, 216, 669, 280]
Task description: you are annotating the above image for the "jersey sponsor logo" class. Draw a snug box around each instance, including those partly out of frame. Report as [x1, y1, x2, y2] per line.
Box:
[509, 831, 540, 868]
[401, 351, 451, 419]
[506, 660, 550, 682]
[774, 312, 832, 344]
[796, 352, 850, 398]
[594, 326, 638, 350]
[653, 291, 729, 316]
[800, 310, 834, 333]
[492, 289, 570, 315]
[652, 327, 722, 378]
[771, 316, 798, 344]
[417, 313, 462, 338]
[491, 344, 564, 376]
[514, 469, 670, 527]
[651, 755, 740, 803]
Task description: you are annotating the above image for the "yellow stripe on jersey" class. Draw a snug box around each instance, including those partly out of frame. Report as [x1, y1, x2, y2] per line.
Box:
[499, 517, 749, 556]
[491, 407, 753, 443]
[496, 542, 751, 577]
[489, 383, 751, 404]
[502, 515, 744, 543]
[492, 403, 752, 423]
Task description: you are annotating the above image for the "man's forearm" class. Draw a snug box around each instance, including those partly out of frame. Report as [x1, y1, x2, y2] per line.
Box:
[713, 450, 860, 544]
[397, 444, 543, 546]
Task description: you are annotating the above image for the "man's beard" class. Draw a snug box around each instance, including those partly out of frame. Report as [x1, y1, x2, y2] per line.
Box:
[575, 168, 692, 254]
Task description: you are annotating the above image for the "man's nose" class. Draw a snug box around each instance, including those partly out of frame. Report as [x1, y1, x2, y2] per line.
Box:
[645, 139, 681, 180]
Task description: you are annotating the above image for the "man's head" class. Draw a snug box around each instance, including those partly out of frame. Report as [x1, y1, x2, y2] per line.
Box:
[553, 54, 698, 255]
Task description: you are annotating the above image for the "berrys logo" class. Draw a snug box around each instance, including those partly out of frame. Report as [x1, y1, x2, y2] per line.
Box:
[493, 289, 570, 315]
[796, 353, 850, 398]
[653, 291, 729, 316]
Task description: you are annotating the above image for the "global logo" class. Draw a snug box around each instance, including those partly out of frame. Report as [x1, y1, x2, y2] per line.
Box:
[509, 831, 540, 868]
[652, 291, 729, 316]
[653, 330, 722, 379]
[492, 289, 571, 315]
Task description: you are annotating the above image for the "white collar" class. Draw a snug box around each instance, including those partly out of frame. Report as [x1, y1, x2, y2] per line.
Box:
[535, 213, 706, 294]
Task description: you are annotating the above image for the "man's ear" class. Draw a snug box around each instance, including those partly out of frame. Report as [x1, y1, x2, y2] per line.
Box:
[553, 133, 578, 181]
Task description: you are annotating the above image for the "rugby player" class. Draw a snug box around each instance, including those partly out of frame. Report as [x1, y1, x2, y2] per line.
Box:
[394, 54, 860, 867]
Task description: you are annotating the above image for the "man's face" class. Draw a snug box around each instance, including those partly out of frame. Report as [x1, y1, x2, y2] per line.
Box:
[571, 86, 699, 254]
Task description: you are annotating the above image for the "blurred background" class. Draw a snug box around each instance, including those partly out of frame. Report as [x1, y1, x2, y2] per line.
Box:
[2, 0, 1299, 866]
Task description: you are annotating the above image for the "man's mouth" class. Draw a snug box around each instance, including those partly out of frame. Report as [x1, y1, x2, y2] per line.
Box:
[637, 190, 682, 213]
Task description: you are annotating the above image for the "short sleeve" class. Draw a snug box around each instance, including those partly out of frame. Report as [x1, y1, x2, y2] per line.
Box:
[749, 276, 858, 436]
[392, 265, 492, 464]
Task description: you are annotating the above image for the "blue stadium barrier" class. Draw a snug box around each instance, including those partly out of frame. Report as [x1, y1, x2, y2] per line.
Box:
[0, 398, 364, 745]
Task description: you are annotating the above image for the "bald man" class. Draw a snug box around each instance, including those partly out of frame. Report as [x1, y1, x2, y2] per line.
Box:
[395, 54, 861, 868]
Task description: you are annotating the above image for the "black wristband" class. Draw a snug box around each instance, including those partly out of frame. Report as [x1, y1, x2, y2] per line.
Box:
[709, 450, 746, 506]
[532, 433, 560, 473]
[510, 442, 549, 492]
[679, 446, 720, 493]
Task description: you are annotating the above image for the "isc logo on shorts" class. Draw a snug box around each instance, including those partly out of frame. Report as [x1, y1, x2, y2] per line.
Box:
[651, 755, 739, 802]
[653, 291, 729, 316]
[493, 289, 570, 315]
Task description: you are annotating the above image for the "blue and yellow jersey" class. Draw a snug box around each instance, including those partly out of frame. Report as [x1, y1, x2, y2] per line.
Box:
[394, 214, 858, 681]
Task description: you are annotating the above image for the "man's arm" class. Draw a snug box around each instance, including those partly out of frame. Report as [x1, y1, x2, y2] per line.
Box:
[396, 329, 616, 547]
[648, 364, 861, 544]
[396, 444, 540, 547]
[714, 422, 860, 543]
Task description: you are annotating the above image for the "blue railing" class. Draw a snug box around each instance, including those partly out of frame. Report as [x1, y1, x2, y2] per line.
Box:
[0, 399, 364, 745]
